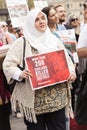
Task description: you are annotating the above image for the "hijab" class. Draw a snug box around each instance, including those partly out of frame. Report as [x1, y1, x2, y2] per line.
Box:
[23, 8, 61, 53]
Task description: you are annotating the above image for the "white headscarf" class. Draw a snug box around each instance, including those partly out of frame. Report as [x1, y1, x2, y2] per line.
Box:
[23, 8, 60, 53]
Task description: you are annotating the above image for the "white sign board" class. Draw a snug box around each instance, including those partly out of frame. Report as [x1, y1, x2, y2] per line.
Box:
[34, 1, 48, 9]
[6, 0, 29, 28]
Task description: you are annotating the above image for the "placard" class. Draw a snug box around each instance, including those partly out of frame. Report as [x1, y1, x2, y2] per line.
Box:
[57, 29, 79, 63]
[33, 0, 48, 9]
[57, 29, 76, 52]
[6, 0, 29, 28]
[25, 50, 70, 90]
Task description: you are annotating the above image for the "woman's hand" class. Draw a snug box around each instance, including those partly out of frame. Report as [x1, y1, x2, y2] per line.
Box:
[68, 71, 76, 82]
[19, 69, 33, 79]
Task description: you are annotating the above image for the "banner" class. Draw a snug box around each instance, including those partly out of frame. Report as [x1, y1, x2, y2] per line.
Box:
[25, 50, 70, 90]
[33, 0, 48, 9]
[6, 0, 29, 28]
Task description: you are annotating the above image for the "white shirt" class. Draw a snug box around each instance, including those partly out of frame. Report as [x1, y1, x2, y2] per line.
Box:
[77, 25, 87, 48]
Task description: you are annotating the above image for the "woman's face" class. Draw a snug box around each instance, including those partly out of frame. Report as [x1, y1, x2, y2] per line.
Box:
[35, 12, 47, 32]
[70, 17, 79, 28]
[1, 25, 8, 33]
[48, 8, 58, 24]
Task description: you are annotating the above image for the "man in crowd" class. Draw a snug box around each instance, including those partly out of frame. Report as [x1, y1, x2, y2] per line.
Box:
[55, 5, 71, 30]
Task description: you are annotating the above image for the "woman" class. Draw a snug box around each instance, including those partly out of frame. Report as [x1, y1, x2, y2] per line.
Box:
[42, 6, 74, 130]
[0, 69, 11, 130]
[42, 5, 61, 39]
[0, 24, 11, 130]
[67, 14, 80, 42]
[3, 8, 76, 130]
[0, 21, 14, 44]
[0, 47, 11, 130]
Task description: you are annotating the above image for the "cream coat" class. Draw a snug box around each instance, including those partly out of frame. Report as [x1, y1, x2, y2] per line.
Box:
[3, 36, 75, 123]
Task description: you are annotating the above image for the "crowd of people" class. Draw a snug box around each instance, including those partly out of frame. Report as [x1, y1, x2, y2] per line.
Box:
[0, 0, 87, 130]
[0, 19, 23, 130]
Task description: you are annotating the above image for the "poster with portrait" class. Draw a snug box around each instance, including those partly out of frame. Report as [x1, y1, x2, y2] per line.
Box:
[33, 0, 48, 9]
[6, 0, 29, 28]
[25, 50, 70, 90]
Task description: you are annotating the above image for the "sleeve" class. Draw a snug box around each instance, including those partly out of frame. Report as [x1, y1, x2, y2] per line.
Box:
[3, 37, 24, 84]
[13, 69, 23, 81]
[77, 26, 87, 48]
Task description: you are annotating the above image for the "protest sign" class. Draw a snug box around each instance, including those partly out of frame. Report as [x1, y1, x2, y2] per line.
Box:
[6, 0, 29, 28]
[33, 0, 48, 9]
[57, 29, 76, 52]
[57, 29, 79, 63]
[25, 50, 70, 90]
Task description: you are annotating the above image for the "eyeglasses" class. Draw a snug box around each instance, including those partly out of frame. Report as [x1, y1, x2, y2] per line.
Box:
[9, 25, 12, 27]
[70, 18, 78, 22]
[2, 25, 8, 27]
[83, 3, 87, 9]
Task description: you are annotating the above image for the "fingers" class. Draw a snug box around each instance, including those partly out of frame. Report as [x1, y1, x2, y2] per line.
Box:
[21, 69, 33, 79]
[68, 72, 76, 82]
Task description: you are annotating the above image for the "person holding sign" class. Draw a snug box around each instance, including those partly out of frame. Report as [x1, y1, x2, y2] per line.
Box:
[3, 8, 76, 130]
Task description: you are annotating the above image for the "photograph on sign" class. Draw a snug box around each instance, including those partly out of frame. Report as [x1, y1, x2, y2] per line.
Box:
[6, 0, 29, 28]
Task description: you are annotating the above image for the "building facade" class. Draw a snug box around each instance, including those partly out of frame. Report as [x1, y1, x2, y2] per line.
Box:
[47, 0, 84, 21]
[0, 0, 85, 21]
